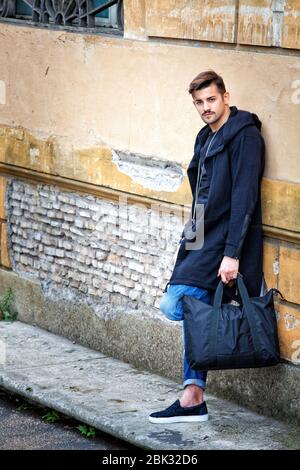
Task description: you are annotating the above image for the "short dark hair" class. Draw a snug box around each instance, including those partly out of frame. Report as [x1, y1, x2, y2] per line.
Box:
[189, 70, 226, 95]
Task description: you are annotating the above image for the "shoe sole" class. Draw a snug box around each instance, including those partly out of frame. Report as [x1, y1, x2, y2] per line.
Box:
[149, 414, 208, 424]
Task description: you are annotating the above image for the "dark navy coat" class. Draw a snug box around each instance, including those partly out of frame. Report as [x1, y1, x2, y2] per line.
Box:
[169, 106, 265, 297]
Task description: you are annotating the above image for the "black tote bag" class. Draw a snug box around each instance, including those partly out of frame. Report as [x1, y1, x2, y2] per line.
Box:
[182, 274, 281, 371]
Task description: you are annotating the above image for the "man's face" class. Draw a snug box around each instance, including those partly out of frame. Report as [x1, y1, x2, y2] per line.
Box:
[192, 84, 229, 126]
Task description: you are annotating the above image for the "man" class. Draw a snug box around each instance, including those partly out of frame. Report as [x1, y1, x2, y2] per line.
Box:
[149, 70, 265, 424]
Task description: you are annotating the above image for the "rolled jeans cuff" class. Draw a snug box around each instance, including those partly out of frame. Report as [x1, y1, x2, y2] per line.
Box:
[183, 379, 206, 390]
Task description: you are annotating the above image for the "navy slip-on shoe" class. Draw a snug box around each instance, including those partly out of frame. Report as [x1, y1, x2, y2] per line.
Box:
[149, 399, 208, 424]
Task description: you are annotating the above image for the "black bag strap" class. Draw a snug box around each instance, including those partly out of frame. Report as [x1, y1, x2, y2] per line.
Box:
[210, 280, 228, 364]
[213, 279, 225, 308]
[236, 275, 263, 360]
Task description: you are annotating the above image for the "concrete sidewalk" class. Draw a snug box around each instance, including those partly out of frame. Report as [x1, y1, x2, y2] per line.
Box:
[0, 321, 299, 450]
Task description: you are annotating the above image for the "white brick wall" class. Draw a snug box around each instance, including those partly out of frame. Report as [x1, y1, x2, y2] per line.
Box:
[7, 180, 184, 309]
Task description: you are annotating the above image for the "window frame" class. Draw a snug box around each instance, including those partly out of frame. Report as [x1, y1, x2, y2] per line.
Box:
[0, 0, 123, 31]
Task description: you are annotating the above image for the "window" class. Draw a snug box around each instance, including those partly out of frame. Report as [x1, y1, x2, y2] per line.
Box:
[16, 0, 32, 17]
[1, 0, 124, 30]
[94, 0, 118, 28]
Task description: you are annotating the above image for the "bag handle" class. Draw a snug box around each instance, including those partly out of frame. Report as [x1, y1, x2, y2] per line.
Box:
[213, 278, 225, 308]
[214, 272, 263, 310]
[212, 273, 266, 361]
[213, 274, 254, 307]
[213, 272, 281, 307]
[236, 273, 252, 306]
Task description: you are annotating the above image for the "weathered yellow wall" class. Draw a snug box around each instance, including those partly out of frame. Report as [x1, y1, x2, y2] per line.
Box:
[277, 302, 300, 363]
[0, 23, 300, 184]
[283, 0, 300, 49]
[126, 0, 300, 50]
[237, 0, 300, 49]
[124, 0, 147, 40]
[238, 0, 274, 46]
[263, 239, 300, 364]
[261, 179, 300, 234]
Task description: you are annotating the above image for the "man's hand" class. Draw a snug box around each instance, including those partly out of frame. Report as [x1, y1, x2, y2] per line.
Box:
[217, 256, 239, 284]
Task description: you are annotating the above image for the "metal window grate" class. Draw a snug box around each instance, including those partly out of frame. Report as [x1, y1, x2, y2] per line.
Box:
[0, 0, 124, 30]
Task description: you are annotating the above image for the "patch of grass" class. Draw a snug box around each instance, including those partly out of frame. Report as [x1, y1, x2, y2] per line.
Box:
[77, 424, 97, 438]
[0, 288, 18, 321]
[42, 410, 61, 423]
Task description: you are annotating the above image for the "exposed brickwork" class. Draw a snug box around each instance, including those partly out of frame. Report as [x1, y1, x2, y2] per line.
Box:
[6, 179, 183, 309]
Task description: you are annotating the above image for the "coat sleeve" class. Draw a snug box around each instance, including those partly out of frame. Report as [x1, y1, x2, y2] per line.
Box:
[223, 133, 264, 259]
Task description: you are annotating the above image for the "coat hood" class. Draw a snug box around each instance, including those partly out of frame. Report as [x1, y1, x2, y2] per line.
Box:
[197, 106, 262, 158]
[222, 106, 262, 143]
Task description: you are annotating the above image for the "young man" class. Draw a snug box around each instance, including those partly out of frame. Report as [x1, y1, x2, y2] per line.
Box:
[149, 70, 265, 424]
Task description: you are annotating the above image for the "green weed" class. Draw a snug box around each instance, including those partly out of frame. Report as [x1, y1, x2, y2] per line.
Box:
[0, 288, 18, 321]
[42, 410, 60, 423]
[77, 424, 97, 438]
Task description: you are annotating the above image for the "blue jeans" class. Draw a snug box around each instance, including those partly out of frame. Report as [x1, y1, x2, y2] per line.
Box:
[160, 284, 212, 390]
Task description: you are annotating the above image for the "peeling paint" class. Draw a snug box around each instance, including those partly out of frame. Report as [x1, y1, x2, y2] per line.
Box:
[201, 5, 236, 17]
[124, 31, 147, 41]
[112, 150, 184, 192]
[8, 127, 24, 141]
[29, 147, 40, 164]
[239, 6, 272, 23]
[273, 259, 279, 275]
[146, 0, 236, 42]
[284, 313, 300, 330]
[291, 339, 300, 364]
[0, 124, 192, 205]
[238, 3, 274, 46]
[160, 3, 235, 20]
